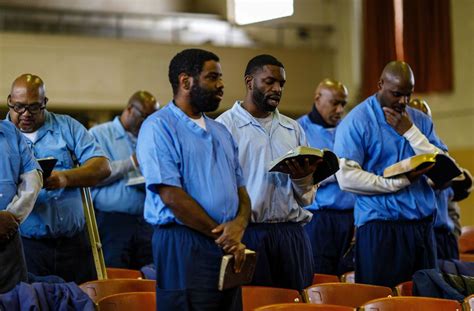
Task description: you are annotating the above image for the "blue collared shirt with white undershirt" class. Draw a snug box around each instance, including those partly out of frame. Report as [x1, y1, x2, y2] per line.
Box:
[137, 101, 245, 226]
[334, 95, 447, 227]
[8, 110, 106, 238]
[216, 101, 314, 224]
[89, 117, 145, 215]
[298, 115, 355, 211]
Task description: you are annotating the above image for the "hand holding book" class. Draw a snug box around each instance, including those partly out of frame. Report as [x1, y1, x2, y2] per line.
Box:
[383, 153, 462, 187]
[268, 146, 340, 184]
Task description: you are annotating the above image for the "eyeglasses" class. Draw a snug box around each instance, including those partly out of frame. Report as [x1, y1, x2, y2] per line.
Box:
[7, 98, 47, 115]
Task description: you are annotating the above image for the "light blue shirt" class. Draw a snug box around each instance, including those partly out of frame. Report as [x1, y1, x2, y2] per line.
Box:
[11, 111, 106, 238]
[334, 95, 447, 227]
[136, 102, 245, 226]
[0, 121, 40, 210]
[217, 101, 313, 223]
[89, 117, 145, 215]
[298, 115, 356, 211]
[434, 187, 455, 231]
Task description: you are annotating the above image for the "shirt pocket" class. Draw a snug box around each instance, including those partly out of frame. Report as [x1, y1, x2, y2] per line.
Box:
[0, 153, 20, 183]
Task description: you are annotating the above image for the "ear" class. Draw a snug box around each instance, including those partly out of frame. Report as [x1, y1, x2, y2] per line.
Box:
[377, 79, 383, 91]
[179, 73, 191, 91]
[244, 75, 253, 90]
[314, 92, 320, 103]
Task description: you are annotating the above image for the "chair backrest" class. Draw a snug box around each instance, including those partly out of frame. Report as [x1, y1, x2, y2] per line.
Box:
[97, 292, 155, 311]
[360, 296, 462, 311]
[242, 286, 301, 311]
[106, 268, 142, 279]
[340, 271, 355, 283]
[312, 274, 340, 285]
[79, 279, 156, 302]
[304, 283, 392, 307]
[394, 281, 413, 296]
[459, 226, 474, 253]
[254, 303, 354, 311]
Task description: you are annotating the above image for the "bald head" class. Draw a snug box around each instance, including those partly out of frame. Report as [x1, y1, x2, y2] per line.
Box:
[314, 78, 348, 126]
[380, 61, 415, 86]
[121, 90, 157, 136]
[10, 73, 46, 99]
[8, 73, 48, 133]
[376, 61, 415, 112]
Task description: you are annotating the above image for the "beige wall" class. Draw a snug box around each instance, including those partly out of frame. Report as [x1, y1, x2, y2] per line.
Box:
[0, 0, 472, 223]
[0, 32, 334, 116]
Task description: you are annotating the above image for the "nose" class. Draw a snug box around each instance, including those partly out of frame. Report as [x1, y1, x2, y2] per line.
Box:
[336, 104, 345, 114]
[272, 82, 282, 94]
[216, 78, 224, 90]
[400, 95, 410, 105]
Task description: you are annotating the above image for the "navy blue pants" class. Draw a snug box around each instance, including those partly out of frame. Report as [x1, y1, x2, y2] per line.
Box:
[355, 217, 436, 288]
[22, 229, 96, 284]
[152, 224, 242, 311]
[242, 222, 313, 291]
[434, 227, 459, 260]
[304, 209, 354, 275]
[95, 210, 153, 269]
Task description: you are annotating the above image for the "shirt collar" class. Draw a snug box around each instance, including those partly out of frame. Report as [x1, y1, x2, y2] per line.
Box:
[231, 100, 295, 131]
[112, 116, 129, 139]
[5, 109, 55, 136]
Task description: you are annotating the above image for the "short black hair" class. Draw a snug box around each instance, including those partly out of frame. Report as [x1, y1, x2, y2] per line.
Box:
[168, 49, 220, 95]
[244, 54, 284, 77]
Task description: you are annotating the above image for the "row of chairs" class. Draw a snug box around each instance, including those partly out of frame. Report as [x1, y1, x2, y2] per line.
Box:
[89, 289, 468, 311]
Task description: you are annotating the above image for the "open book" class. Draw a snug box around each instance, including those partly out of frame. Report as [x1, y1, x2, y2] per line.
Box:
[37, 157, 58, 182]
[268, 146, 340, 184]
[383, 153, 463, 186]
[218, 249, 256, 291]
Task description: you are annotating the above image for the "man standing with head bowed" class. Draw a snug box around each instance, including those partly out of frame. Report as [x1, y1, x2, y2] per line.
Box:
[334, 61, 447, 287]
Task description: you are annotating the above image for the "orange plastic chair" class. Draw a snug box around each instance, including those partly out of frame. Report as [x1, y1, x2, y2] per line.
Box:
[394, 281, 413, 296]
[304, 282, 392, 307]
[312, 273, 340, 285]
[106, 267, 142, 279]
[254, 303, 354, 310]
[80, 279, 155, 303]
[340, 271, 355, 283]
[242, 286, 302, 311]
[97, 292, 155, 311]
[360, 296, 461, 311]
[459, 226, 474, 253]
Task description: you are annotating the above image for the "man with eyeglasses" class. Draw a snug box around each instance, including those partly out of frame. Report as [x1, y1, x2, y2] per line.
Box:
[6, 73, 111, 284]
[89, 91, 157, 269]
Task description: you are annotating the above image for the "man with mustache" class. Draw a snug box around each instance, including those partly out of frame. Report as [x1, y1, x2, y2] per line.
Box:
[7, 73, 111, 284]
[297, 79, 356, 276]
[137, 49, 250, 310]
[334, 61, 447, 287]
[217, 54, 318, 291]
[89, 91, 157, 269]
[0, 120, 42, 293]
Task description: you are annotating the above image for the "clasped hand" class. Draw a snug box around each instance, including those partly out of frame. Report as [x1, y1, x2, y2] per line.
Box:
[212, 218, 247, 273]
